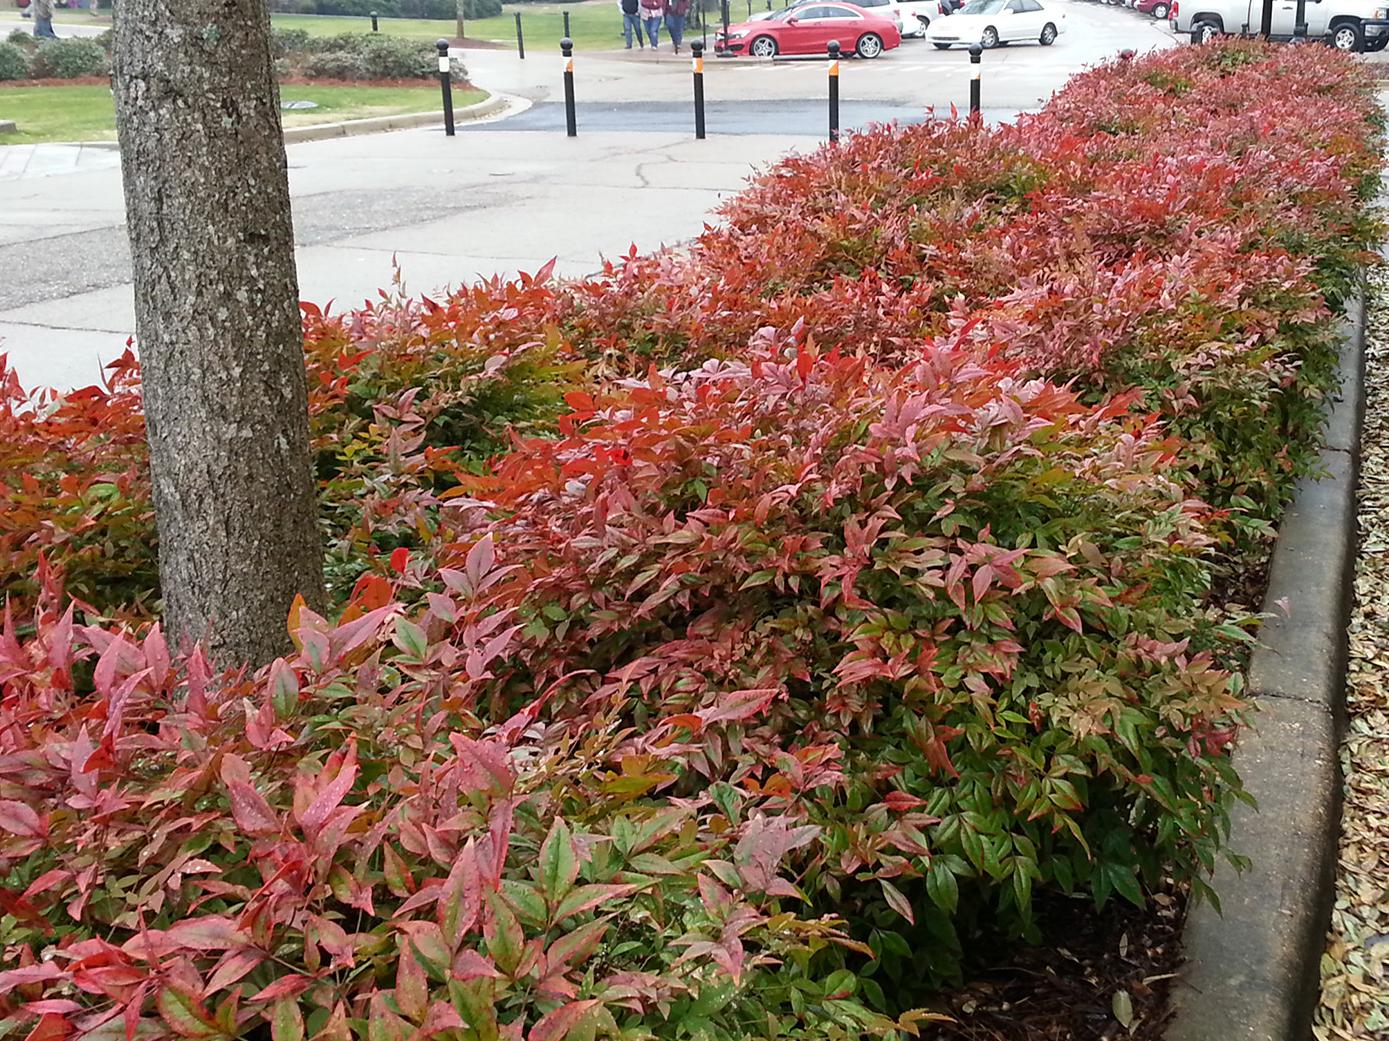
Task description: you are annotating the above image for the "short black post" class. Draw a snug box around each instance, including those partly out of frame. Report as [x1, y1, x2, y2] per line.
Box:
[691, 41, 706, 138]
[370, 9, 378, 31]
[827, 39, 840, 144]
[746, 0, 751, 15]
[702, 9, 708, 47]
[1259, 0, 1272, 35]
[515, 11, 526, 57]
[437, 38, 455, 136]
[1293, 0, 1307, 36]
[721, 0, 730, 40]
[968, 42, 981, 117]
[563, 9, 571, 37]
[561, 37, 577, 137]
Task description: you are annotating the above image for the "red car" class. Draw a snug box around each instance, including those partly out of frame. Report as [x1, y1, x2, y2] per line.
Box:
[716, 2, 903, 58]
[1133, 0, 1171, 18]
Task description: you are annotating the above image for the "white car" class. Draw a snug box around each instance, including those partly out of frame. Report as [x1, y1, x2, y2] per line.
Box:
[923, 0, 1064, 46]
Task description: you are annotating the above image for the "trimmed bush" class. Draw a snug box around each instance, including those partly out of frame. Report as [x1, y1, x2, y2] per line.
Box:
[301, 47, 371, 78]
[0, 39, 31, 80]
[27, 36, 106, 78]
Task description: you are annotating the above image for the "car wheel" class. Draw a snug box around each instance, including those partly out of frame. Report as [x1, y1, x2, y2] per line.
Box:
[1191, 19, 1218, 42]
[980, 24, 999, 45]
[856, 31, 884, 55]
[1151, 2, 1167, 14]
[1331, 20, 1363, 49]
[749, 34, 778, 56]
[1369, 33, 1389, 49]
[1039, 20, 1057, 42]
[933, 40, 952, 46]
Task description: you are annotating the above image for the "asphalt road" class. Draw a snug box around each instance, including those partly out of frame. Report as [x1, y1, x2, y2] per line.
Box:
[493, 98, 1022, 132]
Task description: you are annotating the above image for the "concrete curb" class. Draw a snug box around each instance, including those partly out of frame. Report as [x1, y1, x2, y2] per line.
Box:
[281, 93, 512, 143]
[1165, 290, 1366, 1041]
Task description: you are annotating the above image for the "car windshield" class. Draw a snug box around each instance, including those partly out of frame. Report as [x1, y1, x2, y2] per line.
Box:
[768, 4, 804, 17]
[959, 0, 1007, 12]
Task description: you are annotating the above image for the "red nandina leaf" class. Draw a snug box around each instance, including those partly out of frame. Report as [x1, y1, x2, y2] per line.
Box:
[528, 1000, 601, 1041]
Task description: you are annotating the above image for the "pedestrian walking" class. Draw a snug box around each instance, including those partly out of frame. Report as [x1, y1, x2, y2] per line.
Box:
[640, 0, 664, 48]
[664, 0, 690, 52]
[33, 0, 59, 39]
[619, 0, 645, 48]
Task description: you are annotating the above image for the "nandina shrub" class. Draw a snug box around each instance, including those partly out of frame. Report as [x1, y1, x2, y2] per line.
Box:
[443, 342, 1249, 983]
[0, 574, 931, 1041]
[0, 271, 586, 620]
[0, 354, 155, 622]
[302, 271, 583, 598]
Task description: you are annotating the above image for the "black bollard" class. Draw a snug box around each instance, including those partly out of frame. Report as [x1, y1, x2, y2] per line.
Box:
[692, 41, 706, 138]
[370, 9, 378, 31]
[968, 42, 981, 117]
[436, 38, 455, 136]
[827, 39, 840, 144]
[721, 0, 730, 40]
[1294, 0, 1307, 36]
[746, 0, 751, 15]
[561, 37, 577, 137]
[515, 11, 526, 58]
[563, 9, 571, 38]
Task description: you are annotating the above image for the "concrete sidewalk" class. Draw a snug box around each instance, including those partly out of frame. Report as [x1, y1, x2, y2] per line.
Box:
[0, 129, 814, 390]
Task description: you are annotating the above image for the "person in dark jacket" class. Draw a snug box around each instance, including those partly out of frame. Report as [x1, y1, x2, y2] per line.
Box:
[664, 0, 690, 52]
[619, 0, 645, 48]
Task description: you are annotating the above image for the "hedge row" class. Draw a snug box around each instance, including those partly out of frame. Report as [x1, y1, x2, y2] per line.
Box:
[0, 41, 1381, 1041]
[0, 34, 106, 80]
[0, 31, 464, 83]
[270, 0, 505, 21]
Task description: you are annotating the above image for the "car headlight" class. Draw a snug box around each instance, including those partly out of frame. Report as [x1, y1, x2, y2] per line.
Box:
[728, 28, 749, 36]
[1376, 7, 1388, 17]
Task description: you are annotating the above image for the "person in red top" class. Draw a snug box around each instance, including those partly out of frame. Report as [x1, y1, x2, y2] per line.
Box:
[664, 0, 691, 52]
[640, 0, 665, 47]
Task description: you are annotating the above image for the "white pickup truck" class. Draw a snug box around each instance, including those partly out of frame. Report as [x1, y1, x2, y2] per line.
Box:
[1171, 0, 1389, 49]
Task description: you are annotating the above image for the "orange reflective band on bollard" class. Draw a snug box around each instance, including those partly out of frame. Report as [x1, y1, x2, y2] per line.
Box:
[566, 57, 574, 72]
[694, 56, 704, 72]
[829, 59, 840, 76]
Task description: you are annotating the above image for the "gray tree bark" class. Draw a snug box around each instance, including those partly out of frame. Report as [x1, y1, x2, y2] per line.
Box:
[112, 0, 326, 667]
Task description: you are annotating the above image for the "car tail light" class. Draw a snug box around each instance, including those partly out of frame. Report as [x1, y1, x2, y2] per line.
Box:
[1170, 2, 1178, 14]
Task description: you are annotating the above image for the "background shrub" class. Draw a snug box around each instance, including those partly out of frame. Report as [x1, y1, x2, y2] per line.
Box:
[301, 48, 371, 79]
[270, 0, 501, 17]
[0, 39, 31, 80]
[27, 36, 106, 78]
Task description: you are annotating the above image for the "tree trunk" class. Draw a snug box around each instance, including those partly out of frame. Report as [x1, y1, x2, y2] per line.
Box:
[456, 0, 466, 41]
[112, 0, 326, 668]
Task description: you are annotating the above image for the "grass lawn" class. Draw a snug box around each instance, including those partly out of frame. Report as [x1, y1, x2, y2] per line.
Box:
[0, 83, 485, 144]
[270, 0, 716, 53]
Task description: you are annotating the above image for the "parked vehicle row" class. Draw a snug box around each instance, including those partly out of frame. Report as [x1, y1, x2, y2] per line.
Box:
[715, 0, 1062, 52]
[1170, 0, 1389, 49]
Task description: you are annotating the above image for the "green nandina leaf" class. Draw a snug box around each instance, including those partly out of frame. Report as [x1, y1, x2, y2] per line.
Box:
[540, 817, 580, 904]
[272, 1000, 304, 1041]
[927, 863, 959, 914]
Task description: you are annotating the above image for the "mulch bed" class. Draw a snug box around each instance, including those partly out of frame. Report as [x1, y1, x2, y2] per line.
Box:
[1312, 269, 1389, 1040]
[926, 888, 1187, 1041]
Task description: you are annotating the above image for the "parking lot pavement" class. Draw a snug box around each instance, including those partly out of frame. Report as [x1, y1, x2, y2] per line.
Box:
[0, 130, 816, 391]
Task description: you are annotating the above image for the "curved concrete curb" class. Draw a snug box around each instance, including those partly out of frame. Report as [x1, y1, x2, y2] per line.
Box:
[1166, 289, 1366, 1041]
[282, 92, 513, 143]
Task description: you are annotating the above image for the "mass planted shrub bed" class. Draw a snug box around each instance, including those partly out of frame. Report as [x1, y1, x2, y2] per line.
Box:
[0, 41, 1381, 1041]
